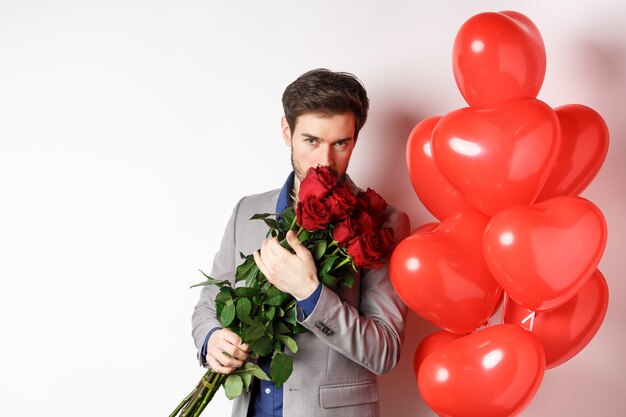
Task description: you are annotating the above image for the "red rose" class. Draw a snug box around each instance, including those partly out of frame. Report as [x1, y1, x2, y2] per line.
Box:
[377, 227, 395, 254]
[325, 182, 356, 221]
[352, 209, 374, 234]
[356, 188, 387, 225]
[332, 217, 358, 245]
[298, 166, 336, 201]
[347, 232, 384, 269]
[296, 197, 331, 230]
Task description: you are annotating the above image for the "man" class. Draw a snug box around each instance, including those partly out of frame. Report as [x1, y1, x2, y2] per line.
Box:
[192, 68, 410, 416]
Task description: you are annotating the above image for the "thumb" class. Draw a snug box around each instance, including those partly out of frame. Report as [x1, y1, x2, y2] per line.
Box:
[286, 230, 309, 258]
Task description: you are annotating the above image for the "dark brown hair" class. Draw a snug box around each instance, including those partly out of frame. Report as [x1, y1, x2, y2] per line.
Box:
[282, 68, 369, 138]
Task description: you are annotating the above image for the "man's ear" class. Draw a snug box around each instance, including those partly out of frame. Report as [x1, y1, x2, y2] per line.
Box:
[281, 116, 292, 146]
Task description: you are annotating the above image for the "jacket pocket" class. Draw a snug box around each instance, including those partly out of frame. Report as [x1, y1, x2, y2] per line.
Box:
[319, 380, 379, 409]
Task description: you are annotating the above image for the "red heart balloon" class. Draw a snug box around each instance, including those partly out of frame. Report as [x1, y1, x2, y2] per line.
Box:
[483, 196, 607, 311]
[406, 116, 474, 220]
[390, 210, 502, 334]
[432, 98, 560, 216]
[413, 331, 463, 377]
[453, 11, 546, 107]
[418, 324, 545, 417]
[503, 269, 609, 369]
[536, 104, 609, 202]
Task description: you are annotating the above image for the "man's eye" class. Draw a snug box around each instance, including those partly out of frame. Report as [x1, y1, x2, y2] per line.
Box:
[306, 138, 317, 144]
[335, 141, 347, 148]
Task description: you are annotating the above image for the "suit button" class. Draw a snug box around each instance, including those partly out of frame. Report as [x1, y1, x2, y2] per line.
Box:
[326, 329, 334, 336]
[315, 321, 325, 330]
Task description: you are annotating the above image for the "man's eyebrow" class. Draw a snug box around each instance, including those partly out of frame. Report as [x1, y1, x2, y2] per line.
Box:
[301, 133, 353, 142]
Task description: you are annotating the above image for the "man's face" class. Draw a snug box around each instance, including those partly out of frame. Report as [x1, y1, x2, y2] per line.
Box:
[282, 112, 357, 184]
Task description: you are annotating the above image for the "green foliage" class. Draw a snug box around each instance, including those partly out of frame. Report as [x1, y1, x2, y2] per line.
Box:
[270, 352, 293, 388]
[243, 319, 266, 341]
[250, 335, 273, 356]
[224, 374, 243, 400]
[277, 335, 298, 353]
[241, 362, 270, 381]
[191, 206, 359, 401]
[312, 241, 327, 261]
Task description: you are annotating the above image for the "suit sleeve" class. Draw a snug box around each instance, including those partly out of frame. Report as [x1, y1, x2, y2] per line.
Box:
[297, 209, 411, 375]
[191, 198, 243, 366]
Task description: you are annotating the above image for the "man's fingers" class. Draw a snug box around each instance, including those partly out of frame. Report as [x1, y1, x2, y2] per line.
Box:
[208, 344, 246, 368]
[206, 354, 240, 374]
[207, 329, 249, 372]
[263, 237, 284, 259]
[216, 331, 249, 360]
[219, 328, 244, 346]
[286, 230, 309, 259]
[253, 250, 268, 277]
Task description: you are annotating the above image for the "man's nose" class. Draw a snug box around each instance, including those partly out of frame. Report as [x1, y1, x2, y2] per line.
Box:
[317, 145, 334, 167]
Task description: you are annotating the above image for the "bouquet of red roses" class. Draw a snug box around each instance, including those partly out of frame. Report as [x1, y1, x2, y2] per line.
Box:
[170, 166, 395, 417]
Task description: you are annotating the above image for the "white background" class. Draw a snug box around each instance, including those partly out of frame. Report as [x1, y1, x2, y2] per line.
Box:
[1, 1, 625, 416]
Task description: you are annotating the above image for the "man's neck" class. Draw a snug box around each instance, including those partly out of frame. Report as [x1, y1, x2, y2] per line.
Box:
[291, 177, 302, 209]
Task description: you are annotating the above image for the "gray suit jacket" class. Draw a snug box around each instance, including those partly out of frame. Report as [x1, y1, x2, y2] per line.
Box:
[192, 179, 410, 417]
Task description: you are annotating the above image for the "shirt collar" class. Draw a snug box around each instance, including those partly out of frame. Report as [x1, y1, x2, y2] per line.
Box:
[276, 171, 295, 213]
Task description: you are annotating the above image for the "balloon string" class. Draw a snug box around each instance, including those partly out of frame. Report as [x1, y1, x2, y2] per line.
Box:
[521, 311, 536, 331]
[502, 292, 536, 331]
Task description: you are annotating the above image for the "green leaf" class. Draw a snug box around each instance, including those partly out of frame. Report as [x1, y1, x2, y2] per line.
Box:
[245, 271, 260, 288]
[312, 241, 327, 261]
[239, 371, 253, 390]
[284, 305, 297, 326]
[224, 374, 243, 400]
[338, 269, 355, 288]
[190, 270, 232, 289]
[277, 335, 298, 353]
[219, 299, 236, 327]
[278, 291, 292, 306]
[298, 230, 311, 242]
[278, 207, 296, 228]
[243, 320, 265, 341]
[243, 362, 271, 381]
[250, 213, 276, 220]
[250, 335, 273, 356]
[252, 294, 264, 306]
[273, 321, 290, 336]
[293, 323, 308, 334]
[263, 295, 282, 306]
[264, 305, 275, 321]
[236, 298, 253, 324]
[216, 287, 235, 303]
[320, 255, 339, 275]
[235, 259, 254, 282]
[263, 218, 279, 230]
[215, 291, 233, 316]
[320, 272, 339, 288]
[270, 352, 293, 388]
[263, 286, 283, 306]
[235, 287, 261, 297]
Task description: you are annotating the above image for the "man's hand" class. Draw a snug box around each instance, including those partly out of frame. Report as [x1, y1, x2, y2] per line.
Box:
[205, 328, 250, 374]
[253, 230, 319, 301]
